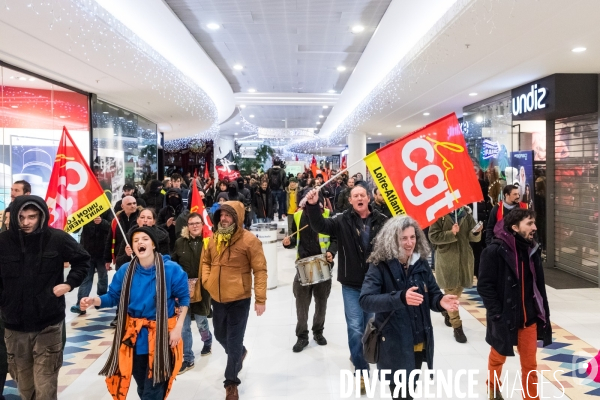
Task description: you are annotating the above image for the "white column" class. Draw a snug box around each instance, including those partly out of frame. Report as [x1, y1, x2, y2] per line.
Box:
[214, 137, 236, 180]
[347, 131, 366, 177]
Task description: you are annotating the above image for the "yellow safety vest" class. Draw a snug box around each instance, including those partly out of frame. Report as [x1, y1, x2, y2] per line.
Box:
[293, 209, 330, 259]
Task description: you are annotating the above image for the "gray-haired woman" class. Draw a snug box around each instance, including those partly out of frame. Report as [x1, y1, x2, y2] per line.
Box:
[359, 216, 459, 399]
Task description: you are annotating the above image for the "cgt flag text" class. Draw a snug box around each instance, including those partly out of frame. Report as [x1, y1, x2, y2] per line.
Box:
[365, 113, 482, 228]
[45, 126, 111, 233]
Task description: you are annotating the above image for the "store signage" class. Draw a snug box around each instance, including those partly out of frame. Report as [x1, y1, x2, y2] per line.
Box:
[482, 139, 500, 160]
[511, 84, 547, 116]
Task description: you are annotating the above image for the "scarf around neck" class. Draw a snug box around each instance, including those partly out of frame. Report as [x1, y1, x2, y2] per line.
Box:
[215, 222, 236, 254]
[99, 252, 171, 385]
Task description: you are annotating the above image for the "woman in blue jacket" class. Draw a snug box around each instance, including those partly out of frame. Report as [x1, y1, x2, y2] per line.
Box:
[359, 216, 459, 400]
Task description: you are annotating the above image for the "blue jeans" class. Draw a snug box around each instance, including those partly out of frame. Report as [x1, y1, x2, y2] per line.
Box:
[132, 350, 167, 399]
[342, 285, 373, 373]
[271, 189, 286, 219]
[182, 312, 213, 363]
[76, 257, 108, 303]
[212, 298, 251, 387]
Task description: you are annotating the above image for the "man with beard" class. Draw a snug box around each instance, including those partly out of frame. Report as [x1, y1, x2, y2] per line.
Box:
[486, 185, 528, 245]
[336, 177, 355, 213]
[478, 209, 551, 400]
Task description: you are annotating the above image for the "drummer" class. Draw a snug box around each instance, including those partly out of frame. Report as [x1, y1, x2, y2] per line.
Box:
[283, 196, 337, 353]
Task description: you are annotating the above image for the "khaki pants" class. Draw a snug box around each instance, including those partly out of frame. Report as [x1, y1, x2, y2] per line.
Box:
[5, 322, 63, 400]
[444, 287, 463, 328]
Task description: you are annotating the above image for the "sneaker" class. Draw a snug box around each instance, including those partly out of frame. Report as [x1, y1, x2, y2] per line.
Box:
[110, 317, 118, 328]
[201, 343, 212, 356]
[178, 361, 195, 375]
[225, 384, 239, 400]
[441, 310, 451, 327]
[313, 334, 327, 346]
[454, 326, 467, 343]
[293, 338, 309, 353]
[70, 305, 86, 315]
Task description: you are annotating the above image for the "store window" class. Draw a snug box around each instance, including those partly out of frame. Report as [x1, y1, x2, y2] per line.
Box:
[91, 99, 157, 206]
[0, 64, 89, 210]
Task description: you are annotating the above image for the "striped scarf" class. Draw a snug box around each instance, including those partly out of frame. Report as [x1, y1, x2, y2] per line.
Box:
[99, 252, 171, 385]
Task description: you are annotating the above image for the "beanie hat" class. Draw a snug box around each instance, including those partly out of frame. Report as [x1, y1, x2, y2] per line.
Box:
[216, 192, 229, 202]
[128, 226, 159, 251]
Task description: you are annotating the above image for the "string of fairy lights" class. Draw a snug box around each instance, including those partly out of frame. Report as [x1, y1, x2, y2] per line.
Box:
[6, 0, 218, 146]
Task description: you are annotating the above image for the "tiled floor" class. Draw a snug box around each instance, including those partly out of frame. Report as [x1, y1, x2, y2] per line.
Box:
[5, 240, 599, 399]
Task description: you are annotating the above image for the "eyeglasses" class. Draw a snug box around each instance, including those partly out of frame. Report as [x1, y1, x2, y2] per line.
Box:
[188, 222, 203, 227]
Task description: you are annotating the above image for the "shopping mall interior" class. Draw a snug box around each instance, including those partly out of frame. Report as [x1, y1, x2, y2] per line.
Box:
[1, 0, 600, 399]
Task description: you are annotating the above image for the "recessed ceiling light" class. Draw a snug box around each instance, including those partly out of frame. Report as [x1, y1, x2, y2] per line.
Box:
[234, 132, 238, 136]
[319, 115, 324, 118]
[248, 88, 256, 93]
[233, 64, 244, 70]
[572, 47, 587, 53]
[240, 104, 246, 109]
[316, 122, 321, 125]
[59, 116, 67, 119]
[327, 89, 336, 93]
[323, 105, 329, 109]
[235, 122, 240, 125]
[103, 111, 109, 114]
[249, 115, 255, 118]
[377, 132, 382, 136]
[476, 115, 483, 123]
[423, 112, 430, 116]
[18, 77, 26, 81]
[11, 105, 18, 108]
[207, 23, 220, 30]
[28, 78, 36, 81]
[396, 125, 401, 128]
[337, 66, 347, 72]
[469, 92, 478, 96]
[352, 25, 365, 33]
[9, 76, 14, 79]
[367, 137, 372, 140]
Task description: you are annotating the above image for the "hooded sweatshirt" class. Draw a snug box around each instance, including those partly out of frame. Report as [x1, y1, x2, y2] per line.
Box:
[0, 195, 90, 332]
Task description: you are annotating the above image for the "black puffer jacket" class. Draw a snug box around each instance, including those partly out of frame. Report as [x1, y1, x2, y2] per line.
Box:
[0, 196, 90, 332]
[80, 210, 111, 258]
[305, 203, 387, 288]
[141, 180, 165, 213]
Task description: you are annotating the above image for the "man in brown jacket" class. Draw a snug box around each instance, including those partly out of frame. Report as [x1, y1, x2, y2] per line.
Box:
[201, 201, 267, 400]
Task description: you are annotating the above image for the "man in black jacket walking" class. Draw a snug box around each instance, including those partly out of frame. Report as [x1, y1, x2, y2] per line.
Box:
[485, 184, 528, 245]
[304, 182, 387, 390]
[0, 195, 90, 399]
[478, 209, 551, 399]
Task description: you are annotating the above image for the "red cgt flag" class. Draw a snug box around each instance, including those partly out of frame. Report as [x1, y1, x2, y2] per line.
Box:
[310, 156, 318, 178]
[190, 172, 213, 238]
[45, 127, 111, 232]
[365, 113, 482, 228]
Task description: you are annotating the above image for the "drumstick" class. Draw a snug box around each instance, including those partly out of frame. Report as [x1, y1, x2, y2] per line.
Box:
[284, 224, 309, 239]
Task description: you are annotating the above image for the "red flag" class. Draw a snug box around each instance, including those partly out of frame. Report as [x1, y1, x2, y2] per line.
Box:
[365, 113, 482, 228]
[190, 171, 213, 238]
[310, 156, 317, 178]
[341, 155, 347, 170]
[215, 150, 241, 181]
[45, 126, 111, 232]
[204, 163, 210, 179]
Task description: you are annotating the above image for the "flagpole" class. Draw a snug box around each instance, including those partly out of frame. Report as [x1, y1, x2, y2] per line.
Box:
[107, 198, 131, 256]
[317, 158, 365, 190]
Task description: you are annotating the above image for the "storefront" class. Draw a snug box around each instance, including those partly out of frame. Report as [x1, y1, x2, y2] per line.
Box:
[91, 98, 159, 206]
[0, 61, 90, 210]
[463, 73, 599, 285]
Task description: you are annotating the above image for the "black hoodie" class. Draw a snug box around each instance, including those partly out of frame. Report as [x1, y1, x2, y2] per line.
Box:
[158, 188, 187, 252]
[0, 195, 90, 332]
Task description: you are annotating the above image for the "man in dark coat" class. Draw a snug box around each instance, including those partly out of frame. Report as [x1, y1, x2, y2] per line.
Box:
[253, 180, 274, 222]
[113, 183, 146, 213]
[478, 209, 552, 399]
[0, 195, 90, 399]
[336, 177, 355, 213]
[104, 196, 141, 270]
[158, 188, 188, 251]
[370, 187, 392, 218]
[485, 184, 528, 245]
[304, 182, 387, 387]
[141, 179, 165, 213]
[171, 213, 213, 374]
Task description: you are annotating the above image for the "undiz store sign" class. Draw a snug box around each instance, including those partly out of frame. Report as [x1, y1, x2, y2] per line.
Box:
[511, 84, 547, 116]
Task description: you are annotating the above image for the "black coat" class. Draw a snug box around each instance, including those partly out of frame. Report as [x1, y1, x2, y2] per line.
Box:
[359, 256, 444, 373]
[80, 210, 111, 258]
[0, 196, 90, 332]
[478, 226, 552, 356]
[305, 203, 387, 288]
[284, 210, 337, 260]
[103, 207, 142, 263]
[114, 195, 146, 213]
[141, 190, 164, 213]
[253, 188, 274, 219]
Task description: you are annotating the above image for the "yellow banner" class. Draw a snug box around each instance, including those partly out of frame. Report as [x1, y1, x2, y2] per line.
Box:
[364, 153, 406, 216]
[64, 194, 111, 233]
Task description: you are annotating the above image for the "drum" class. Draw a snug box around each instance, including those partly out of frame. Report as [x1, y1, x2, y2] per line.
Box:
[295, 254, 331, 286]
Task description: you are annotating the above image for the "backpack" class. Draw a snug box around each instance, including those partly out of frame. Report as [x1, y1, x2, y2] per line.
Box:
[269, 169, 282, 190]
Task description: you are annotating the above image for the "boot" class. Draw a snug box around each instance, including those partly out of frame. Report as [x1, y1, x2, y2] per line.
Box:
[488, 386, 504, 400]
[225, 384, 239, 400]
[441, 311, 451, 327]
[293, 337, 309, 352]
[313, 333, 327, 346]
[454, 326, 467, 343]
